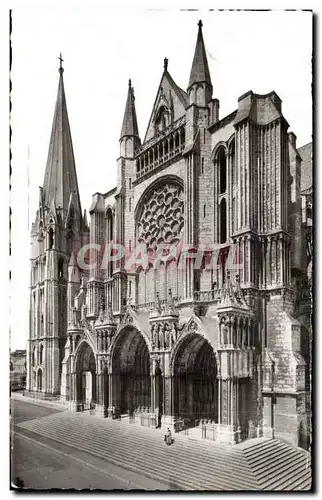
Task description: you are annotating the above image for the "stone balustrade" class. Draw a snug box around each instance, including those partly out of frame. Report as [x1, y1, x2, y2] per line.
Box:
[135, 123, 185, 182]
[193, 289, 222, 302]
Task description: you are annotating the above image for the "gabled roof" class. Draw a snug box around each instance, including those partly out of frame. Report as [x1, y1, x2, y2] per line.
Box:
[42, 61, 81, 216]
[143, 65, 187, 144]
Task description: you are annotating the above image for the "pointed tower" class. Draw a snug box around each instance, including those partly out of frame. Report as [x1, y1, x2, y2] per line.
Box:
[119, 79, 141, 159]
[42, 56, 82, 217]
[110, 80, 141, 316]
[27, 56, 85, 396]
[181, 21, 216, 301]
[187, 20, 213, 107]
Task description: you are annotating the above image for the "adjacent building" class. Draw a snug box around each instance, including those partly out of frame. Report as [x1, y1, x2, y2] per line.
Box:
[10, 350, 27, 387]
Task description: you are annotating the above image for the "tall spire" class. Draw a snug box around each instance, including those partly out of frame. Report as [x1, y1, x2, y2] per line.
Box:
[120, 79, 140, 140]
[188, 20, 212, 90]
[42, 55, 81, 215]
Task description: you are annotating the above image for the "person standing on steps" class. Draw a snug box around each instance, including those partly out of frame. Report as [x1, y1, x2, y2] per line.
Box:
[164, 427, 174, 445]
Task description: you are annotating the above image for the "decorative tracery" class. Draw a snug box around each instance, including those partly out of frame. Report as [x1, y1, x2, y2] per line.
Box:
[137, 183, 184, 250]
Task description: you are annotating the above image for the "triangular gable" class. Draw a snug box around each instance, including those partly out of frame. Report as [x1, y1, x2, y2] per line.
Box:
[144, 71, 187, 143]
[177, 313, 219, 354]
[120, 306, 138, 330]
[183, 314, 203, 336]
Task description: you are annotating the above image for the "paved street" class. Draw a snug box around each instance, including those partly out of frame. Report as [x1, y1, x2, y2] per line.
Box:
[11, 398, 169, 490]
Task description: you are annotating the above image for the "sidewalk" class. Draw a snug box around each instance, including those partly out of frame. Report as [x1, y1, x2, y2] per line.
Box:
[11, 391, 68, 411]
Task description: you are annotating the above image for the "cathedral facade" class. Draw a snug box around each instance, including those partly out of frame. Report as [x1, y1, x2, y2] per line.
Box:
[27, 21, 311, 448]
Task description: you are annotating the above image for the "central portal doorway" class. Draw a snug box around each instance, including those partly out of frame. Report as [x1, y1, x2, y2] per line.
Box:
[112, 327, 151, 416]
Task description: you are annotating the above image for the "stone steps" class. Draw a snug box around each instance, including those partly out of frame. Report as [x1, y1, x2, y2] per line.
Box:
[20, 419, 255, 490]
[242, 439, 311, 491]
[17, 410, 311, 491]
[249, 446, 299, 471]
[17, 412, 258, 490]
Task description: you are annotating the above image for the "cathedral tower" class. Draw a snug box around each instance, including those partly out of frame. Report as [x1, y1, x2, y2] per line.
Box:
[27, 57, 87, 395]
[113, 80, 141, 313]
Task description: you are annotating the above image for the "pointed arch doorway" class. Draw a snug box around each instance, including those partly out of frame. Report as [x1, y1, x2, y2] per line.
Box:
[75, 342, 97, 411]
[173, 333, 218, 428]
[111, 326, 151, 416]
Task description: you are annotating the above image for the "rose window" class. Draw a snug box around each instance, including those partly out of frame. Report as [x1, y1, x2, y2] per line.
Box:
[137, 184, 184, 249]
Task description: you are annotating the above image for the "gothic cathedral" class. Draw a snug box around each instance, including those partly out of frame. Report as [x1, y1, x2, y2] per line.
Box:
[27, 21, 311, 449]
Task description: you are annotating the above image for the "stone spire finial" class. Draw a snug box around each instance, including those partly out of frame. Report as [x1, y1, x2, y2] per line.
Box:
[167, 288, 178, 316]
[164, 57, 168, 71]
[198, 19, 203, 29]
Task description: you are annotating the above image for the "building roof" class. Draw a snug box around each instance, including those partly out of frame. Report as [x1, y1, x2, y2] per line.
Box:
[42, 61, 81, 215]
[11, 349, 26, 358]
[208, 109, 237, 133]
[298, 142, 312, 193]
[234, 91, 285, 127]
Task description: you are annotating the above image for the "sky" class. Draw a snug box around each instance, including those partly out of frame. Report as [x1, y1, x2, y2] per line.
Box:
[10, 8, 312, 350]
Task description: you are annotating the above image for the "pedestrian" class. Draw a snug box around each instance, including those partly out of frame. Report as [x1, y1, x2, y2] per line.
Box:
[164, 427, 173, 445]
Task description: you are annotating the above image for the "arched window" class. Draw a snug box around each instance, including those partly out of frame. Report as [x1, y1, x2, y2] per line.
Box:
[58, 258, 64, 279]
[228, 141, 236, 233]
[37, 369, 42, 391]
[219, 149, 227, 194]
[48, 228, 54, 250]
[39, 344, 44, 365]
[137, 267, 146, 305]
[155, 106, 169, 133]
[220, 198, 227, 244]
[230, 141, 236, 185]
[106, 209, 114, 278]
[40, 257, 45, 282]
[106, 209, 114, 242]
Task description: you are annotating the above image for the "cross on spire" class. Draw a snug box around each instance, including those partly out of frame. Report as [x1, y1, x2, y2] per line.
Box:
[198, 19, 203, 29]
[58, 53, 64, 73]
